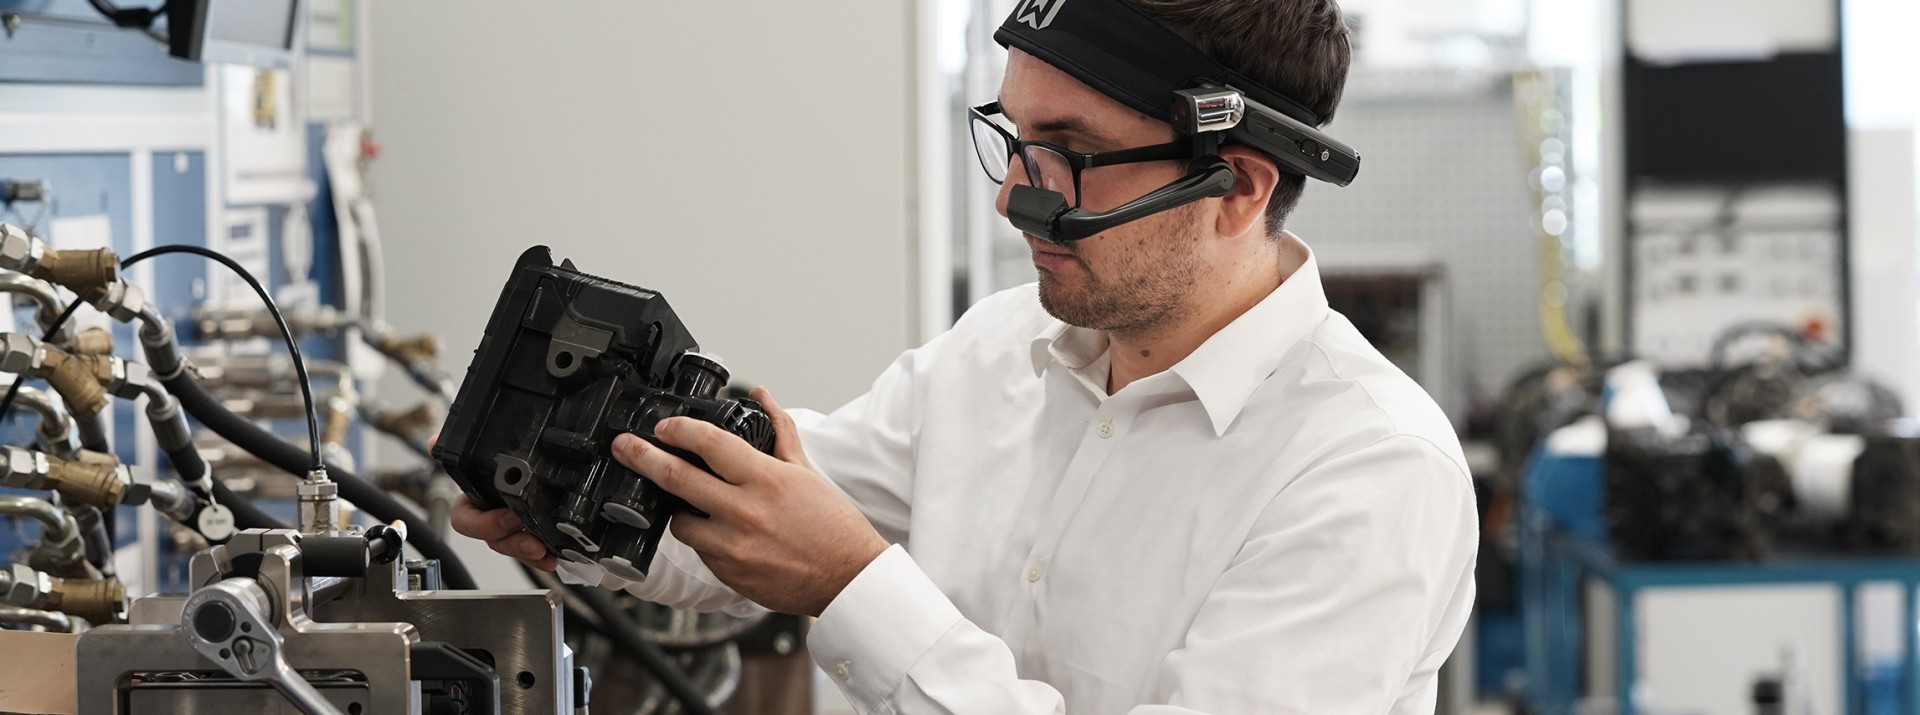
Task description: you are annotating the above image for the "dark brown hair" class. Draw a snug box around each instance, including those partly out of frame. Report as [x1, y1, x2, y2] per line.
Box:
[1126, 0, 1352, 236]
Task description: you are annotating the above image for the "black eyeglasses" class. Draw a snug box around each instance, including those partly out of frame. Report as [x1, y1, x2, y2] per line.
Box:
[968, 102, 1195, 208]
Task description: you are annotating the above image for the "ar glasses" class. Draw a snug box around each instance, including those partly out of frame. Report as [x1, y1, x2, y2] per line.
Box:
[967, 102, 1196, 209]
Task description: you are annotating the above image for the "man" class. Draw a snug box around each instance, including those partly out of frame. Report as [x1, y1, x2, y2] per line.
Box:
[454, 0, 1477, 711]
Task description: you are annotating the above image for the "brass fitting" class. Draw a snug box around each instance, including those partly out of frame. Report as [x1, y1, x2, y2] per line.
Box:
[29, 247, 120, 305]
[371, 402, 440, 436]
[45, 449, 129, 510]
[44, 574, 125, 625]
[322, 396, 353, 448]
[69, 326, 114, 356]
[36, 344, 109, 417]
[377, 332, 441, 364]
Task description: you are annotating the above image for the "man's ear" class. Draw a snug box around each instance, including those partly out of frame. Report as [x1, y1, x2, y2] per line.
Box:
[1214, 144, 1281, 240]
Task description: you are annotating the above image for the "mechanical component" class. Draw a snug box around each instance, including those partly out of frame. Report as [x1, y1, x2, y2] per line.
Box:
[68, 327, 114, 356]
[2, 563, 124, 624]
[435, 247, 775, 579]
[0, 272, 78, 345]
[193, 304, 457, 398]
[0, 381, 81, 457]
[78, 529, 582, 713]
[1606, 426, 1770, 561]
[0, 445, 132, 511]
[182, 578, 347, 715]
[0, 604, 78, 632]
[0, 496, 89, 577]
[0, 332, 109, 417]
[0, 225, 120, 304]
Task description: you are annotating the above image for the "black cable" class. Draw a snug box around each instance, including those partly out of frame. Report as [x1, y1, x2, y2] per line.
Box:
[162, 372, 478, 590]
[85, 0, 163, 29]
[0, 298, 86, 424]
[123, 245, 324, 474]
[572, 581, 724, 715]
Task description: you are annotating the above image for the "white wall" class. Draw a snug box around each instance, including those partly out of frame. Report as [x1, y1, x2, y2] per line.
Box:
[368, 1, 919, 589]
[368, 1, 916, 408]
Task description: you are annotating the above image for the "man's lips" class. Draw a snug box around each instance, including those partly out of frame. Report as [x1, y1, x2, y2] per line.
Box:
[1027, 236, 1077, 272]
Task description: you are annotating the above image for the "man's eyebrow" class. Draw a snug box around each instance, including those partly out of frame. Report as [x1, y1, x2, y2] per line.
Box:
[1032, 117, 1111, 144]
[1005, 107, 1115, 148]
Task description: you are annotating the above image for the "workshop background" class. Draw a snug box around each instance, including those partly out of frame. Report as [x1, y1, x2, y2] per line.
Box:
[1, 0, 1918, 713]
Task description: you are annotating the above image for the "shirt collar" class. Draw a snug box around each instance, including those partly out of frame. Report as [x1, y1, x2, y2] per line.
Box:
[1028, 237, 1330, 436]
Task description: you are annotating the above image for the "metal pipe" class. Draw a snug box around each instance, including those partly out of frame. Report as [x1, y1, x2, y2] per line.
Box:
[0, 494, 86, 569]
[309, 576, 353, 607]
[0, 381, 79, 458]
[0, 272, 72, 340]
[0, 604, 78, 632]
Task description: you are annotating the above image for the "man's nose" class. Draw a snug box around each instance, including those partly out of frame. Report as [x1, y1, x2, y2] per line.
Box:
[995, 154, 1031, 218]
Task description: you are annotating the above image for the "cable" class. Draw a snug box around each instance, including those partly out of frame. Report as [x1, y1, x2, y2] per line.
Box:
[122, 245, 323, 474]
[84, 0, 163, 29]
[162, 372, 477, 590]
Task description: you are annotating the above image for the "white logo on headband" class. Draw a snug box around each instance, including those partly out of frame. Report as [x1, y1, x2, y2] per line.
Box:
[1014, 0, 1068, 30]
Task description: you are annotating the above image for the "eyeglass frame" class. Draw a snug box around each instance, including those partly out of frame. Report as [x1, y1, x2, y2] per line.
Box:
[968, 101, 1201, 208]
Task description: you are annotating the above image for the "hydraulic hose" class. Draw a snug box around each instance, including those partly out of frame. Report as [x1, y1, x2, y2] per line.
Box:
[572, 580, 724, 715]
[68, 505, 115, 578]
[161, 371, 476, 590]
[213, 474, 288, 531]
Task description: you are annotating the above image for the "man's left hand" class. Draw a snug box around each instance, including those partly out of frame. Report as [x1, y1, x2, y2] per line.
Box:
[610, 387, 890, 617]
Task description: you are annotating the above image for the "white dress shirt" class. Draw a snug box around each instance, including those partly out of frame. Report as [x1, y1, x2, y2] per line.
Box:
[561, 242, 1479, 714]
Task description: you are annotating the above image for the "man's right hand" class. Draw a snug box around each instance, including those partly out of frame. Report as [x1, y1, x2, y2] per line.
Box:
[450, 493, 559, 572]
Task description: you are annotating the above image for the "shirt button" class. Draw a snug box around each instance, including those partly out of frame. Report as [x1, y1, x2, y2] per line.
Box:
[1027, 565, 1044, 582]
[834, 661, 851, 679]
[1096, 420, 1115, 439]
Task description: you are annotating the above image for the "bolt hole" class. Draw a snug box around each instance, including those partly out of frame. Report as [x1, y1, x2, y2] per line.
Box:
[219, 648, 230, 659]
[555, 351, 575, 370]
[349, 704, 363, 715]
[240, 622, 251, 633]
[518, 671, 536, 689]
[504, 467, 525, 486]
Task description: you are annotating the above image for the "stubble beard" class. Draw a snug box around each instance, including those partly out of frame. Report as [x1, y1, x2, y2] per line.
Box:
[1036, 203, 1204, 337]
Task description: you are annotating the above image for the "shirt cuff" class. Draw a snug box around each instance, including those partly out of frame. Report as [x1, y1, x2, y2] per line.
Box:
[556, 558, 632, 591]
[808, 544, 964, 709]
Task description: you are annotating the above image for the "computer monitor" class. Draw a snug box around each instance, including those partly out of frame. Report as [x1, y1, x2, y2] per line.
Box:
[166, 0, 304, 70]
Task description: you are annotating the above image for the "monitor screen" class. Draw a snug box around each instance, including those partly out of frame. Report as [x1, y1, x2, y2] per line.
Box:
[208, 0, 298, 50]
[167, 0, 303, 69]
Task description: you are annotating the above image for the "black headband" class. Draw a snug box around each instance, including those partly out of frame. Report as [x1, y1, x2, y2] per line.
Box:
[994, 0, 1323, 128]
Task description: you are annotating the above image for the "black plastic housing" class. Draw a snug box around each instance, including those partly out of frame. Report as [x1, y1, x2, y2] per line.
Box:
[433, 247, 773, 580]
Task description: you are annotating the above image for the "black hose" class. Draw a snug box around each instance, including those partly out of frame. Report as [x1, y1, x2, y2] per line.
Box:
[162, 371, 477, 590]
[71, 505, 115, 577]
[74, 412, 110, 453]
[124, 245, 324, 474]
[572, 581, 724, 715]
[213, 473, 288, 531]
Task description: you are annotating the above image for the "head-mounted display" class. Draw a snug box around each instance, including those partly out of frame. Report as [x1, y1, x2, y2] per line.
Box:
[992, 0, 1360, 244]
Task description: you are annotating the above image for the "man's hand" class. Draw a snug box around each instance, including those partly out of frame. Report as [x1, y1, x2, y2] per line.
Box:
[612, 386, 889, 617]
[449, 493, 558, 572]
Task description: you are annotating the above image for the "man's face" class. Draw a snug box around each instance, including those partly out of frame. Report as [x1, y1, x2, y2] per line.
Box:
[994, 49, 1208, 335]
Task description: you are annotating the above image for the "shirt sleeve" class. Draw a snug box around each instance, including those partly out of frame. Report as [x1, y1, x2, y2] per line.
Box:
[805, 434, 1479, 715]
